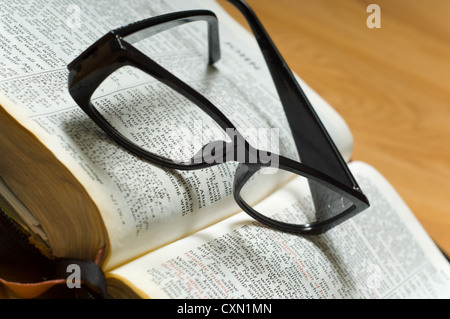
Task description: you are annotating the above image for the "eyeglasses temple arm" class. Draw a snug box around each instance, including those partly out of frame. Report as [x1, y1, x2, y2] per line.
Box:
[226, 0, 356, 186]
[116, 10, 221, 65]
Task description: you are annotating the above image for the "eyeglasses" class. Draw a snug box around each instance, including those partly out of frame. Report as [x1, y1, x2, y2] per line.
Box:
[67, 0, 369, 235]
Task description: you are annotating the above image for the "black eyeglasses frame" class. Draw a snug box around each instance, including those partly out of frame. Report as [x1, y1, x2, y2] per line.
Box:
[67, 1, 369, 235]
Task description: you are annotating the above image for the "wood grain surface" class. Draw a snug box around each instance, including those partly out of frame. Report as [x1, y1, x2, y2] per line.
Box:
[219, 0, 450, 255]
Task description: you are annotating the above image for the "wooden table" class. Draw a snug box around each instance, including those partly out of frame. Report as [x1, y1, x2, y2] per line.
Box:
[220, 0, 450, 255]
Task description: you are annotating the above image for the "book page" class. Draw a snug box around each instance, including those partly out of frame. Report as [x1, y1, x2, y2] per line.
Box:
[109, 162, 450, 298]
[0, 0, 353, 270]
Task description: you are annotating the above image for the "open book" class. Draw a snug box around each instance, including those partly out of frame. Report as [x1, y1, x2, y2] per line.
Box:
[0, 0, 449, 298]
